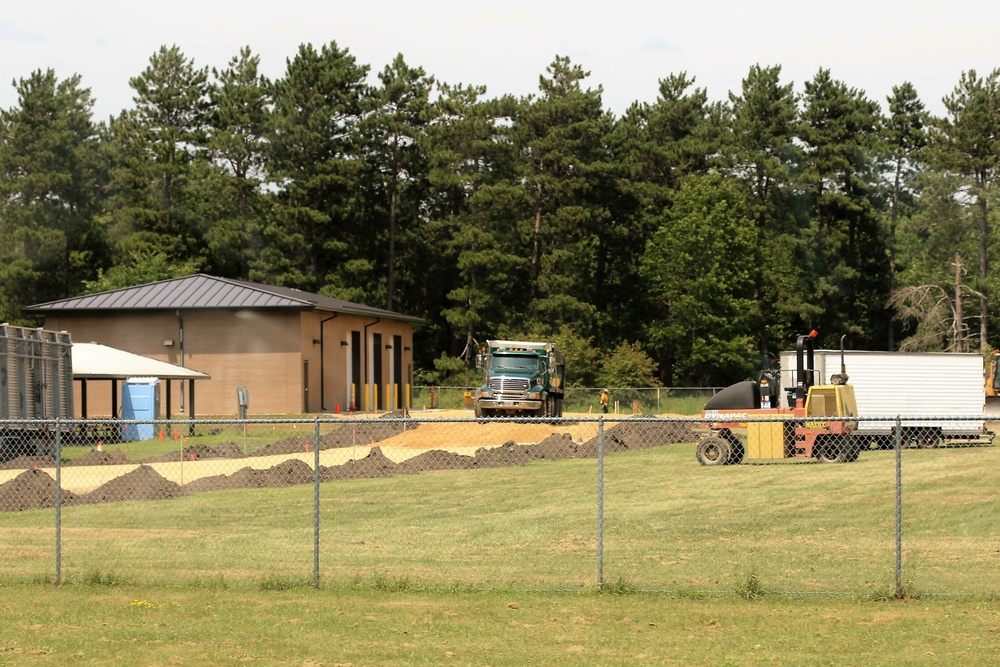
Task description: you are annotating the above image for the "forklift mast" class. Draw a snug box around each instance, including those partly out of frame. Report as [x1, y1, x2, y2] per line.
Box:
[787, 331, 817, 408]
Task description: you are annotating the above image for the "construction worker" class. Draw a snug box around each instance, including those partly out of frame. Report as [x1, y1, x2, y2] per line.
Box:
[600, 389, 609, 414]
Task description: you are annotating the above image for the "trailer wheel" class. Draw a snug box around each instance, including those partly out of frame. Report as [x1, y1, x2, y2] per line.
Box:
[916, 428, 941, 448]
[816, 436, 848, 463]
[696, 436, 732, 466]
[873, 435, 893, 450]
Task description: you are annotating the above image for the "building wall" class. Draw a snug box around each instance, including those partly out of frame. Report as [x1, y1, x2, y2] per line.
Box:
[298, 312, 415, 414]
[44, 309, 415, 418]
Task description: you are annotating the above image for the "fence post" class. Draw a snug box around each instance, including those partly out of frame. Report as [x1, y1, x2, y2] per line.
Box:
[895, 415, 903, 596]
[55, 419, 62, 586]
[596, 417, 604, 590]
[313, 418, 321, 590]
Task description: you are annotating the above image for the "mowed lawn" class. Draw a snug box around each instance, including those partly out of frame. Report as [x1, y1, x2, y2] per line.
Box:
[2, 586, 999, 666]
[2, 437, 999, 665]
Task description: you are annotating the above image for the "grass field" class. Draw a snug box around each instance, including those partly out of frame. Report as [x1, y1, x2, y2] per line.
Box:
[3, 425, 999, 665]
[4, 432, 999, 596]
[2, 587, 998, 666]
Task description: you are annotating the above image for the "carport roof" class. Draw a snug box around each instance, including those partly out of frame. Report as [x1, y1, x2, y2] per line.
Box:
[72, 342, 210, 380]
[25, 274, 424, 324]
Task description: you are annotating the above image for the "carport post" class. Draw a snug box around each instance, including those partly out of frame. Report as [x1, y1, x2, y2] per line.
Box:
[187, 381, 196, 437]
[165, 379, 172, 419]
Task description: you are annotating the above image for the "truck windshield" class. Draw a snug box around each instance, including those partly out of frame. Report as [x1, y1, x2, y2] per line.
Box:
[490, 356, 541, 372]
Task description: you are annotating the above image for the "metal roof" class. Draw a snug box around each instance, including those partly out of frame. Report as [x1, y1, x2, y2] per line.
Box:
[25, 274, 424, 324]
[72, 343, 210, 380]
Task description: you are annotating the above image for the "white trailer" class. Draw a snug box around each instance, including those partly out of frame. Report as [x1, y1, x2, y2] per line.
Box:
[777, 349, 991, 447]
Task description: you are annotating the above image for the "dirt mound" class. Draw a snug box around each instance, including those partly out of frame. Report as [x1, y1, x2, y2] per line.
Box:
[79, 464, 189, 504]
[183, 473, 247, 493]
[527, 433, 580, 460]
[0, 468, 79, 511]
[188, 459, 316, 492]
[608, 418, 696, 446]
[142, 441, 246, 463]
[255, 459, 315, 486]
[0, 416, 697, 510]
[577, 418, 696, 456]
[65, 449, 132, 467]
[0, 455, 55, 470]
[320, 447, 398, 481]
[255, 435, 316, 456]
[318, 418, 418, 450]
[397, 449, 482, 473]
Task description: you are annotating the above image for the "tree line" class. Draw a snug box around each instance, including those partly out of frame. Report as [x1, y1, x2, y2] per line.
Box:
[2, 42, 999, 388]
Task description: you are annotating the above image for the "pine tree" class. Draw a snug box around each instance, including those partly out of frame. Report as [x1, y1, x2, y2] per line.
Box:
[205, 46, 272, 277]
[0, 69, 104, 322]
[931, 69, 1000, 350]
[880, 81, 929, 348]
[797, 69, 888, 347]
[723, 64, 801, 361]
[360, 54, 435, 312]
[510, 56, 614, 334]
[105, 45, 212, 269]
[263, 42, 369, 295]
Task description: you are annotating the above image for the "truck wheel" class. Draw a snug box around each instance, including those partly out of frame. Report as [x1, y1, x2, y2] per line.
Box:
[816, 436, 848, 463]
[543, 395, 556, 418]
[474, 402, 483, 418]
[555, 398, 564, 418]
[696, 436, 732, 466]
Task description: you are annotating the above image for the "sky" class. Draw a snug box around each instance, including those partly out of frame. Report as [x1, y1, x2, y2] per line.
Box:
[2, 1, 999, 122]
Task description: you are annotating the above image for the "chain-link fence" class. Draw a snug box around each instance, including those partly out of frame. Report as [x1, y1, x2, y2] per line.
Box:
[411, 386, 721, 414]
[1, 414, 996, 597]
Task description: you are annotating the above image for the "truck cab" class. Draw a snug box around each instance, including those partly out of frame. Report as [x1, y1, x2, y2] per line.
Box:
[474, 340, 565, 418]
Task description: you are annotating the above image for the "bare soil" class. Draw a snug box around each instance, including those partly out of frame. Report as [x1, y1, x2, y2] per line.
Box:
[0, 413, 696, 511]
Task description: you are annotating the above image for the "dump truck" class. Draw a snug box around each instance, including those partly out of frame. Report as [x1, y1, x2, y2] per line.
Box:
[474, 340, 566, 418]
[0, 324, 75, 461]
[779, 348, 992, 448]
[699, 332, 859, 465]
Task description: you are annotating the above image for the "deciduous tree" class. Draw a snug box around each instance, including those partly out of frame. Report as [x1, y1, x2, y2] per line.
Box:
[640, 174, 757, 385]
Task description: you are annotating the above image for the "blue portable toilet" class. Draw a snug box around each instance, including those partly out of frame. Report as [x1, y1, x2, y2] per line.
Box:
[121, 377, 160, 441]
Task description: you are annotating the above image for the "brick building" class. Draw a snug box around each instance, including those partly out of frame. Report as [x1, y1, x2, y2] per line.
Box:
[26, 274, 423, 417]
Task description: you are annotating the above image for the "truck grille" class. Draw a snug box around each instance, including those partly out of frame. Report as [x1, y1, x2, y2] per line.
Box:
[489, 378, 530, 399]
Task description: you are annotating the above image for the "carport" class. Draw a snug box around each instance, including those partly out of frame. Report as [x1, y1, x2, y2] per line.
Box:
[71, 342, 210, 437]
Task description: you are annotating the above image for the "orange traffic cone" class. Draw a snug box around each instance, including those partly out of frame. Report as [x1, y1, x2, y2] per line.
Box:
[97, 440, 103, 452]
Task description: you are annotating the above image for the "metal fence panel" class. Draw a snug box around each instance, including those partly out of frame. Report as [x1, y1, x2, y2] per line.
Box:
[0, 414, 995, 596]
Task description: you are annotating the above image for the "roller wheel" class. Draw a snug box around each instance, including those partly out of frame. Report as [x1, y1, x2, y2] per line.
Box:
[816, 436, 848, 463]
[726, 438, 745, 465]
[696, 436, 732, 466]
